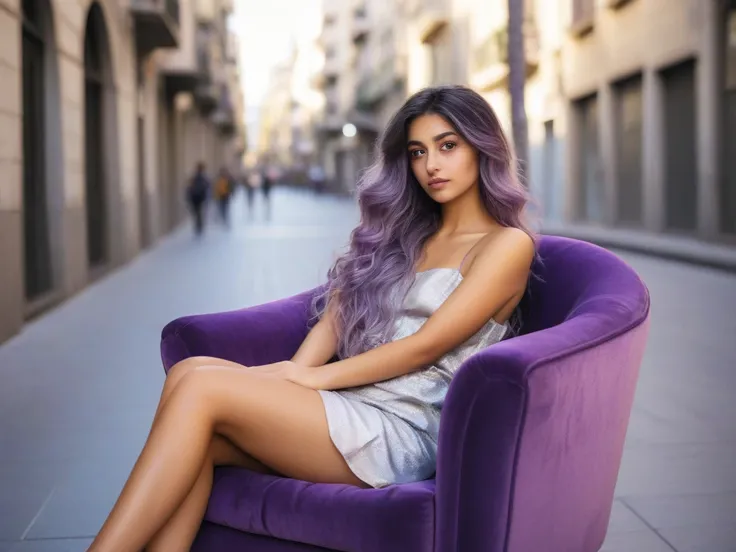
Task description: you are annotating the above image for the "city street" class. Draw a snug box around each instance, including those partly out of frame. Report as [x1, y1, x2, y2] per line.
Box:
[0, 188, 734, 552]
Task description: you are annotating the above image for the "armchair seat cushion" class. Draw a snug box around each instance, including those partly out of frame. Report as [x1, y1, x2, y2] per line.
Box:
[203, 468, 436, 552]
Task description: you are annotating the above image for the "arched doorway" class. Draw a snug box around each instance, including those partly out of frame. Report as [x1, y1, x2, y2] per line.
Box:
[21, 0, 54, 301]
[83, 3, 112, 268]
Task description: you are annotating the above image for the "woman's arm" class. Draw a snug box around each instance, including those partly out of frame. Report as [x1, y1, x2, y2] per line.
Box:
[290, 299, 339, 367]
[309, 228, 535, 391]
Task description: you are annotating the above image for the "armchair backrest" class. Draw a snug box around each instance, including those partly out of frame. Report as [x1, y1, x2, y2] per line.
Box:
[434, 236, 651, 552]
[518, 235, 649, 335]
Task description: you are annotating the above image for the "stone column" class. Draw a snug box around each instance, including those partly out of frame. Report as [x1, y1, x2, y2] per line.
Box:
[563, 100, 580, 222]
[642, 68, 665, 232]
[0, 5, 23, 343]
[696, 0, 721, 238]
[599, 83, 618, 226]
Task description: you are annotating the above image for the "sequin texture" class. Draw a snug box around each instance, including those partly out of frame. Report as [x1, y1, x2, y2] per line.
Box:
[319, 268, 509, 488]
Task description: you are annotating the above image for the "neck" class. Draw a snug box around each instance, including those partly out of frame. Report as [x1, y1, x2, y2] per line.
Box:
[438, 183, 499, 235]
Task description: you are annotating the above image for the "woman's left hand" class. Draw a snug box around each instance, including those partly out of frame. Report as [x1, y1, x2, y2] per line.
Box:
[249, 361, 324, 390]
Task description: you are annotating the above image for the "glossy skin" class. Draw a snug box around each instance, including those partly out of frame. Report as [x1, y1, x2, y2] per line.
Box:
[408, 112, 480, 204]
[88, 114, 534, 552]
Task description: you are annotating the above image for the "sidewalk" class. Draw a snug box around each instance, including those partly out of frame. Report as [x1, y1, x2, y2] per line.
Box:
[543, 221, 736, 273]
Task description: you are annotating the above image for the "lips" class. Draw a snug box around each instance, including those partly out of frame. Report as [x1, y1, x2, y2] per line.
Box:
[428, 178, 449, 189]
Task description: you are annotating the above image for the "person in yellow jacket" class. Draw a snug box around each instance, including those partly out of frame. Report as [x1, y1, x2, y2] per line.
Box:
[214, 168, 234, 226]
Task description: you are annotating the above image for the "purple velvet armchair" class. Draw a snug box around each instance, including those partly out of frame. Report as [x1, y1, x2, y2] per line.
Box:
[160, 235, 650, 552]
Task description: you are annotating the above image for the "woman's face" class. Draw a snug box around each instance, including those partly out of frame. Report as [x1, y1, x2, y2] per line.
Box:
[407, 113, 479, 203]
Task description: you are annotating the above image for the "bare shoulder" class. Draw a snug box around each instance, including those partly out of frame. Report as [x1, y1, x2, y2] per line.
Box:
[415, 228, 535, 356]
[466, 227, 535, 276]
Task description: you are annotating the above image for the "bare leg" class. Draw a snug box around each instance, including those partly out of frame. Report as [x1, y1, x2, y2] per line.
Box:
[145, 359, 276, 551]
[89, 367, 363, 552]
[146, 435, 271, 552]
[149, 358, 274, 473]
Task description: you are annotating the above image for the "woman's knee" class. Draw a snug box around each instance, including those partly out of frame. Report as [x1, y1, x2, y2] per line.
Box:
[165, 356, 217, 392]
[168, 356, 212, 378]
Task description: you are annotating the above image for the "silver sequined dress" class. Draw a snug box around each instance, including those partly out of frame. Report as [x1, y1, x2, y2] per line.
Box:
[318, 268, 510, 488]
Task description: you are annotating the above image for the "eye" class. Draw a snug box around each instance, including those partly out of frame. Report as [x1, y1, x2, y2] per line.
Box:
[409, 149, 425, 158]
[441, 141, 457, 151]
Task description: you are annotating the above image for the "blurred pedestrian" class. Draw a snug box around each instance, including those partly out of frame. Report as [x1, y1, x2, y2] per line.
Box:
[261, 166, 276, 220]
[308, 164, 326, 194]
[261, 166, 274, 201]
[214, 168, 234, 227]
[186, 162, 210, 236]
[245, 170, 259, 215]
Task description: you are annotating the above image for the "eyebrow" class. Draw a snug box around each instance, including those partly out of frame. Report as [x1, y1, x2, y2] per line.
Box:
[407, 131, 458, 148]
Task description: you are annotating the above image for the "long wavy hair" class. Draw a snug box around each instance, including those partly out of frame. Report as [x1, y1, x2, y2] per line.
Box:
[313, 85, 536, 359]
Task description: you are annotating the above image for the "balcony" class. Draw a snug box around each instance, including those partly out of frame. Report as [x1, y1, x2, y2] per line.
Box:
[316, 112, 345, 137]
[212, 85, 236, 135]
[415, 1, 449, 44]
[356, 58, 404, 110]
[195, 81, 219, 114]
[213, 107, 236, 135]
[470, 22, 540, 92]
[162, 54, 200, 96]
[352, 6, 369, 43]
[161, 4, 199, 96]
[131, 0, 180, 55]
[192, 26, 221, 113]
[570, 0, 595, 37]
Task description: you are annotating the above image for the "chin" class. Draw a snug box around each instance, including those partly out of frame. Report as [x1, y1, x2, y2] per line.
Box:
[426, 188, 458, 204]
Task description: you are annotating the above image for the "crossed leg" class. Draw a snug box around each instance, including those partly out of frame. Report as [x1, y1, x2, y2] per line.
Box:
[90, 358, 366, 552]
[146, 357, 277, 551]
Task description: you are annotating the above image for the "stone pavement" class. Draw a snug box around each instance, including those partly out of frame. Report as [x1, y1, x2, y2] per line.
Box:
[0, 188, 734, 551]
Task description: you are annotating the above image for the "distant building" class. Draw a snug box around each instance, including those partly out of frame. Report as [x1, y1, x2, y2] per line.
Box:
[314, 0, 408, 193]
[0, 0, 246, 344]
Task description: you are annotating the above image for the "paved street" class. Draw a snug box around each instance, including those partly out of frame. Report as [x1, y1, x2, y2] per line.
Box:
[1, 188, 734, 551]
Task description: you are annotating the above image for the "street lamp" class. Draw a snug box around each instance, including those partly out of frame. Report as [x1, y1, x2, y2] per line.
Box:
[342, 123, 357, 138]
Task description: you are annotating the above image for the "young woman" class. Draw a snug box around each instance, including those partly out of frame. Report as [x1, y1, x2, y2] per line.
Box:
[89, 85, 536, 551]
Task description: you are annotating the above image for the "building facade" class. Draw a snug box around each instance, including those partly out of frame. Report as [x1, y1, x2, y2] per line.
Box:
[558, 0, 735, 246]
[0, 0, 244, 344]
[313, 0, 736, 258]
[315, 0, 408, 193]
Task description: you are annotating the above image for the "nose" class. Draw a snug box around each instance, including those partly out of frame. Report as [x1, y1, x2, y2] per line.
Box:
[425, 150, 440, 175]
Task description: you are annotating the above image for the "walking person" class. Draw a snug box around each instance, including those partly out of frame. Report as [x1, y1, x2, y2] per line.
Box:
[245, 170, 258, 217]
[213, 168, 234, 227]
[186, 162, 210, 237]
[260, 166, 275, 220]
[88, 85, 536, 551]
[308, 164, 326, 195]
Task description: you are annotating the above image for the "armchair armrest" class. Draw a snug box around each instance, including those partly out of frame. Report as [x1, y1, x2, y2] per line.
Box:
[435, 309, 650, 552]
[160, 288, 320, 373]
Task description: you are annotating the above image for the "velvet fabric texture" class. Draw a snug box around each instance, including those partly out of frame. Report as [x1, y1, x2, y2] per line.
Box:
[160, 236, 651, 552]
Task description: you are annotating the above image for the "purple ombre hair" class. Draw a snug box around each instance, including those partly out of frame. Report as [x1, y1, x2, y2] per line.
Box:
[314, 85, 536, 359]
